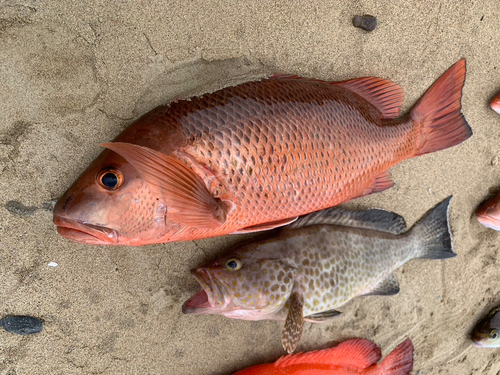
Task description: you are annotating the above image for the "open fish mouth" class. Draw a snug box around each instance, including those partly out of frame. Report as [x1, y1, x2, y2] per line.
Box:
[182, 269, 226, 314]
[53, 215, 119, 245]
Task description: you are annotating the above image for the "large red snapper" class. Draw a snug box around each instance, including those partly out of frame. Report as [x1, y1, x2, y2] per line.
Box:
[53, 60, 471, 246]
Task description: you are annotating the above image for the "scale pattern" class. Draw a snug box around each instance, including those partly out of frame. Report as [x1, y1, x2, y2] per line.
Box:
[135, 78, 415, 239]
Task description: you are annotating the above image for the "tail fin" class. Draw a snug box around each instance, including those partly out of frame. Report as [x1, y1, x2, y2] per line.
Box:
[411, 59, 472, 156]
[410, 196, 456, 259]
[377, 339, 414, 375]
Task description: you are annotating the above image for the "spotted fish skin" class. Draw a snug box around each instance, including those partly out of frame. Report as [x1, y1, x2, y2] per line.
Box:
[183, 197, 455, 352]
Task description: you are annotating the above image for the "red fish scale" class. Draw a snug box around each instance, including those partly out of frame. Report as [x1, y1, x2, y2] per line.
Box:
[142, 78, 416, 237]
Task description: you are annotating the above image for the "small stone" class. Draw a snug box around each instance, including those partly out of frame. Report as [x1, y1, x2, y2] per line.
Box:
[0, 316, 43, 335]
[353, 15, 378, 32]
[491, 155, 498, 166]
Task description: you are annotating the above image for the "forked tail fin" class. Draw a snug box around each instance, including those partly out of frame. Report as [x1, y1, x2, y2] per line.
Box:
[374, 338, 414, 375]
[411, 59, 472, 156]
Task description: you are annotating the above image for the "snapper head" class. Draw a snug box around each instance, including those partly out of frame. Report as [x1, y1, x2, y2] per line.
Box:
[53, 148, 172, 246]
[183, 242, 296, 320]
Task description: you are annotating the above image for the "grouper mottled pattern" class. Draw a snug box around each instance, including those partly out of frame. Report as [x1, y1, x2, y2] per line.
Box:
[184, 198, 453, 352]
[224, 225, 419, 321]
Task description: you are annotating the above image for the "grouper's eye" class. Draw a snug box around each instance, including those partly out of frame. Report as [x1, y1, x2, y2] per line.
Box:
[97, 168, 124, 190]
[225, 257, 242, 271]
[490, 330, 498, 339]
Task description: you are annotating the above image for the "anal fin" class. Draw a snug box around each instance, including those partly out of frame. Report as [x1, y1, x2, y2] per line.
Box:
[282, 292, 304, 354]
[361, 274, 400, 296]
[361, 171, 394, 197]
[305, 309, 342, 322]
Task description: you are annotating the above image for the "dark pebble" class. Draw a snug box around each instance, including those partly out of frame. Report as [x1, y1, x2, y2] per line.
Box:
[353, 15, 378, 32]
[0, 315, 43, 335]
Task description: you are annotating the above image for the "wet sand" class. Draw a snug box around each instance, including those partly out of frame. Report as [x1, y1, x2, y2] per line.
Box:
[1, 1, 500, 374]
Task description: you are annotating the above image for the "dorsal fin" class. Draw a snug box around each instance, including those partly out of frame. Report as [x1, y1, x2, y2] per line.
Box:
[287, 207, 407, 235]
[275, 339, 381, 369]
[334, 77, 404, 119]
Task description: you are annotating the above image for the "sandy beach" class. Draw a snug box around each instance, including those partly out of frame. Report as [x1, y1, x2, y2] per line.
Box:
[1, 1, 500, 373]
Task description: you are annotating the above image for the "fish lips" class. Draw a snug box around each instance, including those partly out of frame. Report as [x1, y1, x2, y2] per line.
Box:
[183, 269, 227, 314]
[53, 215, 119, 245]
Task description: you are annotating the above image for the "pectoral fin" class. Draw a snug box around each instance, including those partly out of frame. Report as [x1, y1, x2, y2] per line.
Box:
[305, 309, 342, 322]
[102, 142, 233, 229]
[361, 274, 400, 296]
[282, 292, 304, 354]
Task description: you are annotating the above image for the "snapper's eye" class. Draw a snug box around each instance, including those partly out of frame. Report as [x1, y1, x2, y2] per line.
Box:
[225, 257, 242, 271]
[97, 168, 124, 190]
[491, 330, 498, 339]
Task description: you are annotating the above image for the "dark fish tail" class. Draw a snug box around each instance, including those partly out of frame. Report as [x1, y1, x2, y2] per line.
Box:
[410, 196, 456, 259]
[411, 59, 472, 156]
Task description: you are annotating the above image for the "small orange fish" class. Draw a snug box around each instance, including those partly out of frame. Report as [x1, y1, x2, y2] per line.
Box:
[53, 60, 471, 246]
[491, 92, 500, 114]
[476, 194, 500, 230]
[232, 338, 413, 375]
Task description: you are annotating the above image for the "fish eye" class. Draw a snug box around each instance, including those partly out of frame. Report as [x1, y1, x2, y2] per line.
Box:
[97, 168, 124, 190]
[225, 257, 242, 271]
[490, 330, 498, 339]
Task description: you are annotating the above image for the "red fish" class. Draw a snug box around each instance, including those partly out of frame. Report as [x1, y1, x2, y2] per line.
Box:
[53, 60, 471, 246]
[232, 338, 413, 375]
[491, 92, 500, 114]
[476, 194, 500, 230]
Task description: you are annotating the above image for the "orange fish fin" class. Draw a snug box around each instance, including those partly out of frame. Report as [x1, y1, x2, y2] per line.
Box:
[282, 292, 304, 354]
[411, 59, 472, 156]
[102, 142, 233, 229]
[275, 339, 381, 369]
[233, 217, 298, 234]
[361, 171, 394, 197]
[334, 77, 404, 119]
[376, 339, 413, 375]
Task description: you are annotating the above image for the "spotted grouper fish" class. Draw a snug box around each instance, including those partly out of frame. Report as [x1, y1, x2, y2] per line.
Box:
[53, 60, 471, 246]
[183, 197, 455, 353]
